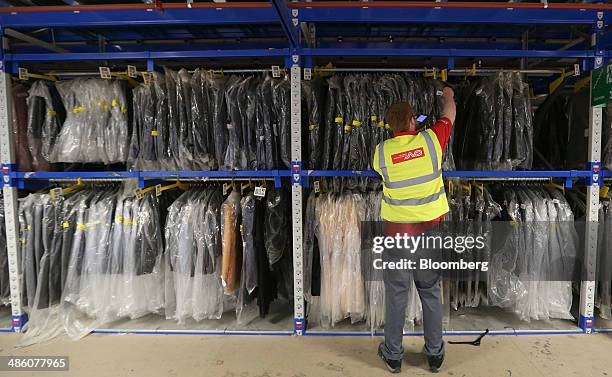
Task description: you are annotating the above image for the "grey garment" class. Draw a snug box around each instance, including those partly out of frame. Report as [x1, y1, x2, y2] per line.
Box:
[380, 253, 444, 361]
[240, 192, 258, 294]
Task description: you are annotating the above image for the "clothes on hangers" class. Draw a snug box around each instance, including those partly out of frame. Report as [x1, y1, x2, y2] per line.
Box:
[20, 186, 166, 344]
[597, 198, 612, 319]
[163, 185, 288, 324]
[0, 192, 9, 306]
[22, 81, 64, 171]
[128, 69, 291, 171]
[307, 73, 453, 173]
[51, 78, 128, 164]
[485, 184, 577, 321]
[303, 185, 422, 330]
[453, 72, 533, 171]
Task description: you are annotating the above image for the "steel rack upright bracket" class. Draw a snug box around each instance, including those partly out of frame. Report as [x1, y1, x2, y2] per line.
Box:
[588, 162, 603, 186]
[1, 164, 16, 187]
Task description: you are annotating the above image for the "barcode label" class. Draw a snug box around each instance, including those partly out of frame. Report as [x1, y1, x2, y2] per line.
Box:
[134, 188, 144, 200]
[18, 68, 28, 80]
[99, 67, 111, 79]
[142, 72, 152, 85]
[254, 186, 266, 197]
[304, 68, 312, 81]
[272, 65, 281, 78]
[127, 65, 138, 78]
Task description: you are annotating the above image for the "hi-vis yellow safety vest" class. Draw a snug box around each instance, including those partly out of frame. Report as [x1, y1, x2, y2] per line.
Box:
[373, 129, 449, 223]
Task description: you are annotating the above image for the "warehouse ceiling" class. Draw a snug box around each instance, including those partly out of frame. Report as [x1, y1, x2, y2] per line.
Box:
[0, 1, 608, 78]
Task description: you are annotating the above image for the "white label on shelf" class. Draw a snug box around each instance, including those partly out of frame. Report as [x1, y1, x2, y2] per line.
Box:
[18, 68, 28, 80]
[127, 65, 138, 78]
[134, 188, 144, 200]
[99, 67, 111, 79]
[142, 72, 152, 85]
[574, 64, 580, 77]
[155, 184, 162, 197]
[304, 68, 312, 81]
[272, 65, 281, 78]
[254, 186, 266, 197]
[50, 187, 63, 202]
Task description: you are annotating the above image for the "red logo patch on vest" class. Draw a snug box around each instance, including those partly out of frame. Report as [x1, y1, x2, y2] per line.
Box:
[391, 147, 425, 164]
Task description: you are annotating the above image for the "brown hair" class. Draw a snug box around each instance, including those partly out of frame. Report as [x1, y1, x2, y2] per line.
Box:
[385, 102, 415, 133]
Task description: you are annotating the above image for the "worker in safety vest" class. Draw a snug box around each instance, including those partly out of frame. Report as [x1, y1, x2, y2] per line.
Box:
[374, 87, 456, 374]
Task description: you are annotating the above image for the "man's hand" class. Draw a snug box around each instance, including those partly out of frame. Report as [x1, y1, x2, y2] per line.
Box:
[442, 86, 456, 124]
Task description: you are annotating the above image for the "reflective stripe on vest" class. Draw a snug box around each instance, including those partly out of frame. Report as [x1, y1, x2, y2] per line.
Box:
[378, 131, 440, 190]
[383, 186, 446, 206]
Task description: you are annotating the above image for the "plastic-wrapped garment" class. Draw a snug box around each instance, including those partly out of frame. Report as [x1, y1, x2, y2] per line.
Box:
[603, 105, 612, 170]
[208, 74, 229, 170]
[190, 69, 215, 170]
[532, 77, 571, 169]
[25, 82, 62, 171]
[128, 83, 158, 170]
[177, 69, 195, 170]
[303, 191, 317, 301]
[120, 194, 165, 319]
[20, 186, 169, 344]
[303, 78, 326, 169]
[0, 193, 8, 305]
[454, 73, 533, 170]
[363, 191, 385, 332]
[272, 77, 292, 169]
[164, 188, 225, 323]
[236, 192, 258, 323]
[511, 72, 533, 169]
[315, 192, 366, 328]
[13, 84, 38, 171]
[328, 76, 346, 171]
[108, 80, 129, 163]
[164, 68, 182, 169]
[598, 200, 612, 319]
[151, 72, 171, 169]
[224, 76, 248, 170]
[244, 77, 259, 169]
[221, 190, 242, 295]
[52, 78, 128, 164]
[344, 75, 369, 172]
[265, 187, 289, 266]
[240, 193, 258, 295]
[485, 185, 576, 321]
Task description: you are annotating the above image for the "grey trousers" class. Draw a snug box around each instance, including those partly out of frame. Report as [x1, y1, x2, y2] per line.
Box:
[380, 255, 445, 361]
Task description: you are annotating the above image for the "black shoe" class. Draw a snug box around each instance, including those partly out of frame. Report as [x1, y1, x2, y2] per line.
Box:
[427, 353, 444, 373]
[378, 343, 401, 373]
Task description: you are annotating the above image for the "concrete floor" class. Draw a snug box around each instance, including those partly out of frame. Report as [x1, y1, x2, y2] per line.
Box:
[0, 333, 611, 377]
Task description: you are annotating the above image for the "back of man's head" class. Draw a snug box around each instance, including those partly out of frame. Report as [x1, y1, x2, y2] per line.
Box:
[385, 102, 415, 133]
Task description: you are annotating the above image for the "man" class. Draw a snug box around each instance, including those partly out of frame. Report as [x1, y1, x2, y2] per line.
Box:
[373, 87, 456, 374]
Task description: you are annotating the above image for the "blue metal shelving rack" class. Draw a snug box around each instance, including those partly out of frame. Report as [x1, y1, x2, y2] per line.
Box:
[0, 1, 609, 336]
